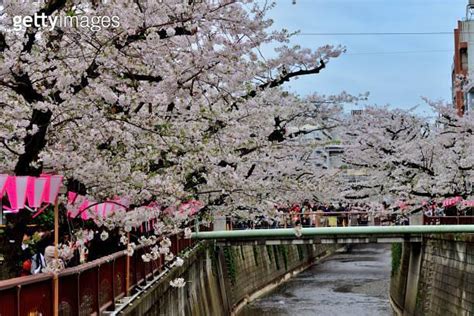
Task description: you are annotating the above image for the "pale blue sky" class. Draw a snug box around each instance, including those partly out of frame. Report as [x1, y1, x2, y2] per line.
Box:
[267, 0, 468, 113]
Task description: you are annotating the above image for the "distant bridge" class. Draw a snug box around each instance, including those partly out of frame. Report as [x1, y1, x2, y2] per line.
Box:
[191, 225, 474, 246]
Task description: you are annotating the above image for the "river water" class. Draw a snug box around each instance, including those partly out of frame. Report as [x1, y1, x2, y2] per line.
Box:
[240, 244, 393, 316]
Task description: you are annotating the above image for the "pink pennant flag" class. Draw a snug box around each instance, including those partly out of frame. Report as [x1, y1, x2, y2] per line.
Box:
[67, 191, 78, 205]
[104, 202, 114, 217]
[114, 196, 130, 210]
[95, 202, 114, 218]
[94, 203, 104, 217]
[5, 176, 30, 212]
[80, 200, 91, 220]
[109, 196, 128, 212]
[184, 200, 204, 216]
[27, 177, 48, 208]
[0, 174, 8, 196]
[42, 175, 63, 204]
[66, 192, 79, 218]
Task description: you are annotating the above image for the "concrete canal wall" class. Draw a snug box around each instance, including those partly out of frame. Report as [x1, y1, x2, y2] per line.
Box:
[390, 234, 474, 315]
[121, 241, 337, 316]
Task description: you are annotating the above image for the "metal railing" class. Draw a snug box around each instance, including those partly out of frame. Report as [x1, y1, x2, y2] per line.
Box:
[0, 231, 201, 316]
[423, 214, 474, 225]
[222, 212, 474, 231]
[225, 211, 382, 230]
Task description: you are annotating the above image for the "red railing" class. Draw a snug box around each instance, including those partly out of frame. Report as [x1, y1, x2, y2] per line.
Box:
[0, 232, 197, 316]
[423, 215, 474, 225]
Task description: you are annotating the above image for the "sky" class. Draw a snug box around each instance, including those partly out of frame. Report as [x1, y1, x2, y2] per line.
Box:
[266, 0, 468, 113]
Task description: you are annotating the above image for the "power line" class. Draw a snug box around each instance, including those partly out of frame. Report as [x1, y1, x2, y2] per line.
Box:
[345, 49, 452, 55]
[298, 32, 453, 36]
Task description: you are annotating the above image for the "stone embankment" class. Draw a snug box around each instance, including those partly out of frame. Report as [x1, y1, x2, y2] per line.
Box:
[121, 241, 337, 315]
[390, 234, 474, 315]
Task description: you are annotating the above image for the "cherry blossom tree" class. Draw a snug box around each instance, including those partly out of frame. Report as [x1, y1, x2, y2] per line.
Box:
[0, 0, 351, 270]
[341, 103, 473, 203]
[0, 0, 343, 202]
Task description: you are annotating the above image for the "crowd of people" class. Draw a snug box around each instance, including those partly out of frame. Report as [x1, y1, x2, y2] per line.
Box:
[421, 200, 473, 217]
[230, 198, 474, 230]
[230, 200, 387, 230]
[16, 227, 124, 277]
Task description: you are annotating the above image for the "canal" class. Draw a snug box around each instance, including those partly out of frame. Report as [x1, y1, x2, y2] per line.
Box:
[240, 244, 393, 316]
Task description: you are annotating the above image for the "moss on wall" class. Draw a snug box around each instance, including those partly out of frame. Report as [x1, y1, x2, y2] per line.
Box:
[223, 246, 237, 286]
[391, 243, 402, 276]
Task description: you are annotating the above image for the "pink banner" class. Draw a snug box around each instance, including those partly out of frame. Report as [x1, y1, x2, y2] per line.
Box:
[26, 177, 48, 208]
[42, 175, 63, 204]
[5, 176, 29, 212]
[0, 174, 8, 196]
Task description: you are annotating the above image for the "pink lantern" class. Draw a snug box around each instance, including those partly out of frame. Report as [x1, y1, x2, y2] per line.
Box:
[5, 176, 30, 212]
[26, 177, 48, 208]
[462, 200, 474, 207]
[443, 196, 463, 207]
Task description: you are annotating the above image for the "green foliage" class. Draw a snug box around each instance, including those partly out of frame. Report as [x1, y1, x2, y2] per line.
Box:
[223, 247, 237, 285]
[391, 243, 402, 276]
[66, 9, 76, 17]
[30, 206, 54, 230]
[208, 243, 219, 276]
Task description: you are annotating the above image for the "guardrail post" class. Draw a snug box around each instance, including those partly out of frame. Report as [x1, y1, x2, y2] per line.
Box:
[125, 233, 130, 296]
[53, 199, 59, 316]
[111, 259, 116, 309]
[141, 248, 147, 285]
[76, 273, 81, 316]
[96, 265, 100, 315]
[16, 285, 20, 316]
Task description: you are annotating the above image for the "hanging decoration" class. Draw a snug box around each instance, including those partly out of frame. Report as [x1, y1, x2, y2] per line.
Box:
[0, 174, 63, 213]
